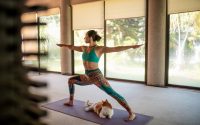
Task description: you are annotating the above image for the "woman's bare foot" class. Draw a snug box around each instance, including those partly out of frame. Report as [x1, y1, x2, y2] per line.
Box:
[64, 101, 73, 106]
[129, 112, 136, 120]
[124, 112, 136, 121]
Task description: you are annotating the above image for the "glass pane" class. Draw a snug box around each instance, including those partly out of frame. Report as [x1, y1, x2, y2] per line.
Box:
[74, 29, 104, 74]
[22, 41, 38, 67]
[39, 14, 61, 72]
[106, 18, 145, 81]
[169, 11, 200, 88]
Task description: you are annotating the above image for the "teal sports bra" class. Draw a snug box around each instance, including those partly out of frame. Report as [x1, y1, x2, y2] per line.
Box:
[82, 47, 100, 63]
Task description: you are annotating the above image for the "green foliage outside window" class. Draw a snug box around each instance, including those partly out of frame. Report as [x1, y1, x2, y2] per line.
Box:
[39, 14, 61, 72]
[169, 11, 200, 87]
[106, 17, 145, 81]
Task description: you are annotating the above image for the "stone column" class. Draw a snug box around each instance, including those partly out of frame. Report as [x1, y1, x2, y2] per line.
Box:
[147, 0, 167, 86]
[60, 0, 72, 74]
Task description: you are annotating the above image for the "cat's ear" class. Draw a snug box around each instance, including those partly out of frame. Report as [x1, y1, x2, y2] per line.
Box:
[105, 99, 108, 102]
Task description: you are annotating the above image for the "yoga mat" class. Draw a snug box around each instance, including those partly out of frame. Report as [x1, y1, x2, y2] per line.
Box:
[42, 98, 153, 125]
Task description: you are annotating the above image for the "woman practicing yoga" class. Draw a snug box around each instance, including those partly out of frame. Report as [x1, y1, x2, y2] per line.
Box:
[57, 30, 143, 121]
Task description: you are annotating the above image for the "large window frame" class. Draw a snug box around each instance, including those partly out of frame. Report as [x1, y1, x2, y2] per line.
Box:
[167, 10, 200, 89]
[39, 14, 61, 73]
[72, 0, 147, 83]
[22, 8, 61, 74]
[105, 17, 146, 82]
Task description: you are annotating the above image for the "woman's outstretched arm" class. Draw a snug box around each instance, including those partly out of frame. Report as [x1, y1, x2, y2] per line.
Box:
[100, 44, 144, 53]
[56, 44, 84, 52]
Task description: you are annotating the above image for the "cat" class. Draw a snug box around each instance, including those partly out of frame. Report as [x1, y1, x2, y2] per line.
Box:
[85, 99, 114, 119]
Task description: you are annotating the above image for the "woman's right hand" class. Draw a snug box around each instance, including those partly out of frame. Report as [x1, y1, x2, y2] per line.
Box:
[132, 44, 144, 49]
[56, 44, 66, 47]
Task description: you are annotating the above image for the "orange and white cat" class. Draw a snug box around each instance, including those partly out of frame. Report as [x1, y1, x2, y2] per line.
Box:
[85, 99, 114, 119]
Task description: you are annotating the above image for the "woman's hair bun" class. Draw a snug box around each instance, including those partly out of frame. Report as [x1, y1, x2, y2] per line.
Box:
[87, 30, 102, 42]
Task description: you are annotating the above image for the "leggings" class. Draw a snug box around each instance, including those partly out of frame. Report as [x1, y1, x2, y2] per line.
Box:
[68, 68, 131, 112]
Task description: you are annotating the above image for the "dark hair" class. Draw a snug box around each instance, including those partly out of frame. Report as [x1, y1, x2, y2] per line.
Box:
[87, 30, 101, 42]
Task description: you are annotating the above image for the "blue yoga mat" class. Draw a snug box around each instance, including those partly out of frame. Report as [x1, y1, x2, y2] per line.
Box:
[42, 98, 153, 125]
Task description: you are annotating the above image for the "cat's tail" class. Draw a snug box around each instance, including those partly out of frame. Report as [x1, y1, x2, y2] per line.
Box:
[85, 100, 93, 107]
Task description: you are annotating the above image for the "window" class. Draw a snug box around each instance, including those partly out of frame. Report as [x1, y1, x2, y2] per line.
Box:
[22, 41, 38, 67]
[169, 11, 200, 87]
[72, 0, 146, 81]
[74, 29, 104, 74]
[72, 1, 104, 74]
[39, 14, 61, 72]
[106, 18, 145, 81]
[21, 12, 38, 68]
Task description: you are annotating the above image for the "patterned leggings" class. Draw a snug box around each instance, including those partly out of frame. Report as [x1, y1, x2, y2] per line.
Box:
[68, 68, 132, 113]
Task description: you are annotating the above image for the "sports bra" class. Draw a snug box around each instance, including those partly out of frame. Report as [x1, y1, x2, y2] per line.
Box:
[82, 46, 100, 63]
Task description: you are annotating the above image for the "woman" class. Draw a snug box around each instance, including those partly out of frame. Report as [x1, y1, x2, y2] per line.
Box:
[57, 30, 143, 121]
